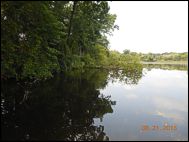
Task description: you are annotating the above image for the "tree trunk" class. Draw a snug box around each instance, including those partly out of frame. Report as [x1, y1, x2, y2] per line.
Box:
[67, 1, 77, 46]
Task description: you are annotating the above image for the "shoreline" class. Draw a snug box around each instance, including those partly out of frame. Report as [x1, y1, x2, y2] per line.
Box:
[141, 61, 188, 65]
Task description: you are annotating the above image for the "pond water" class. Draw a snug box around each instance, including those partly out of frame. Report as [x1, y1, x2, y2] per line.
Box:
[1, 64, 188, 141]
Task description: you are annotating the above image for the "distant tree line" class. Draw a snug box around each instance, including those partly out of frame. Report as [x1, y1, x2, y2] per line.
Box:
[140, 52, 188, 62]
[123, 50, 188, 62]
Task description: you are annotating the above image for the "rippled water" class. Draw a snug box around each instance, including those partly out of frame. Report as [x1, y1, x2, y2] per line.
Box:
[1, 65, 188, 141]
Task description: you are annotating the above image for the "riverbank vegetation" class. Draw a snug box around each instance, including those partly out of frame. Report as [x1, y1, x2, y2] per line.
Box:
[139, 52, 188, 63]
[1, 1, 187, 81]
[1, 1, 143, 81]
[1, 1, 114, 80]
[123, 50, 188, 64]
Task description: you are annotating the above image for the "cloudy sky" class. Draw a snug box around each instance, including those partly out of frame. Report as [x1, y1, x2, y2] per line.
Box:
[108, 1, 188, 53]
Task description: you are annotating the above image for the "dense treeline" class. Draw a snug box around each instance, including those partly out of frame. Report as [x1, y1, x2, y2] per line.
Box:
[123, 50, 188, 62]
[139, 52, 188, 62]
[1, 1, 121, 80]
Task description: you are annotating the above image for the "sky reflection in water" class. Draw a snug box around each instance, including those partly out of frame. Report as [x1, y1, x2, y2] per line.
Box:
[1, 65, 188, 141]
[95, 67, 188, 141]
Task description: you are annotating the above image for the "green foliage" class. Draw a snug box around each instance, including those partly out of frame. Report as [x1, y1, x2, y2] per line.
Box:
[1, 1, 117, 80]
[1, 1, 62, 80]
[139, 52, 188, 62]
[107, 50, 141, 69]
[123, 49, 130, 54]
[1, 1, 143, 80]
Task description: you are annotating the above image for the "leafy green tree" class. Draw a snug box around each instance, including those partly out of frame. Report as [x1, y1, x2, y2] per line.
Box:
[123, 49, 130, 54]
[1, 1, 117, 80]
[1, 1, 62, 79]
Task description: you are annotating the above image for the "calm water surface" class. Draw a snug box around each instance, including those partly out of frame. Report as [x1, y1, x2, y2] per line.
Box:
[1, 65, 188, 141]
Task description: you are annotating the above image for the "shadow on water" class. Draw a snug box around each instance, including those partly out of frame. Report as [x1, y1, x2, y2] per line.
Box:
[1, 68, 144, 141]
[3, 63, 184, 140]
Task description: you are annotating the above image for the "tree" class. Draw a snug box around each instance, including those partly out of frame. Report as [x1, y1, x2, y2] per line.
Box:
[123, 49, 130, 54]
[1, 1, 118, 80]
[1, 1, 62, 79]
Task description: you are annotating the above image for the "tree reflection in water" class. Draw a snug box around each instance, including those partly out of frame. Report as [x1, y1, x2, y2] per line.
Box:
[143, 63, 188, 71]
[108, 65, 143, 85]
[1, 68, 143, 141]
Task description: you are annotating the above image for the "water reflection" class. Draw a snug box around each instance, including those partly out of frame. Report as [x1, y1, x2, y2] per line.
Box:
[1, 64, 188, 140]
[1, 69, 116, 140]
[143, 63, 188, 71]
[97, 67, 188, 141]
[109, 67, 143, 85]
[2, 68, 142, 141]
